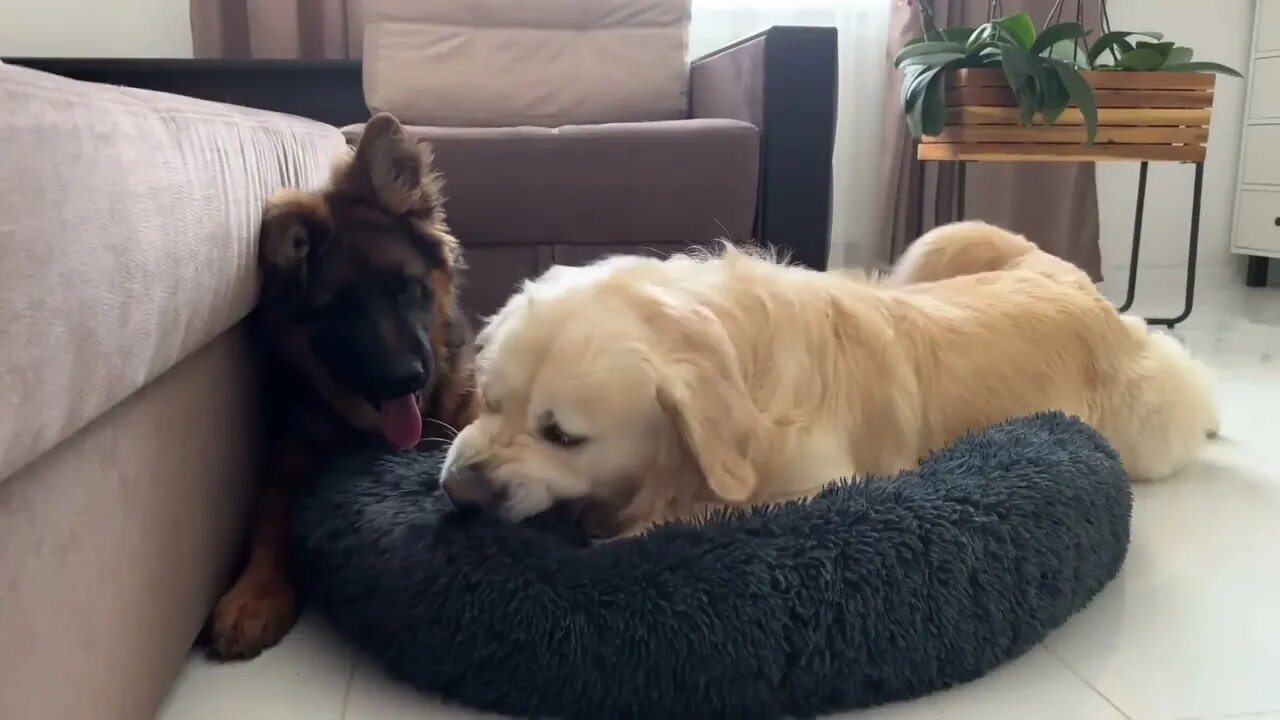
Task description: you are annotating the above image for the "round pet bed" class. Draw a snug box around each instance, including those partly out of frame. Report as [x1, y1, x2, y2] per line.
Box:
[292, 412, 1131, 720]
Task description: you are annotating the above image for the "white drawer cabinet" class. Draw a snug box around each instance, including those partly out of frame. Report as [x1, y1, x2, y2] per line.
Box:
[1259, 0, 1280, 52]
[1248, 58, 1280, 119]
[1242, 125, 1280, 185]
[1231, 0, 1280, 285]
[1235, 190, 1280, 254]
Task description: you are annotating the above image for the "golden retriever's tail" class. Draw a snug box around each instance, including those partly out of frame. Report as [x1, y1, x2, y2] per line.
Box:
[889, 221, 1092, 289]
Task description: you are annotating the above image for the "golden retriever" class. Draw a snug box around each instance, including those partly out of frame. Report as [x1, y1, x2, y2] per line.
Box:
[439, 221, 1218, 536]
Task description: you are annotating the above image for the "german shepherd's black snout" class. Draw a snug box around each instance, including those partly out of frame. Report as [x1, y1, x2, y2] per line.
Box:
[381, 357, 427, 400]
[310, 281, 435, 404]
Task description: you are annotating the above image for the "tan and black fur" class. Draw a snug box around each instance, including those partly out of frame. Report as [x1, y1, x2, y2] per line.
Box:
[207, 113, 477, 659]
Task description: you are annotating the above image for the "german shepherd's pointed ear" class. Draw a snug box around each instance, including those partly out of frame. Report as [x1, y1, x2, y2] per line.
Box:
[350, 112, 446, 225]
[258, 189, 332, 295]
[642, 289, 761, 504]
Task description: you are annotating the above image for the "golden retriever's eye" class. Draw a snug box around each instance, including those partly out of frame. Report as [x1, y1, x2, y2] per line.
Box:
[541, 420, 587, 448]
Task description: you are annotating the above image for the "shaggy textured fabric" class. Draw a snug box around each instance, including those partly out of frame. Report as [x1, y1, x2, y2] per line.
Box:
[293, 412, 1131, 719]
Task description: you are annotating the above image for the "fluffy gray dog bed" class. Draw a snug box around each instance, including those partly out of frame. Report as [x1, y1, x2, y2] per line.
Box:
[292, 412, 1131, 720]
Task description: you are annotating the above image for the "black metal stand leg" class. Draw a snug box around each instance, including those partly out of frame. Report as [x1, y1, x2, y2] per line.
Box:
[1246, 256, 1270, 288]
[1117, 161, 1149, 313]
[1145, 162, 1204, 328]
[913, 152, 927, 239]
[956, 161, 967, 221]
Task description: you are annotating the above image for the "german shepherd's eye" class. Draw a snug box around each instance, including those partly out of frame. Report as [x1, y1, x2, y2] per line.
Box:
[541, 420, 587, 449]
[313, 285, 360, 319]
[396, 280, 424, 306]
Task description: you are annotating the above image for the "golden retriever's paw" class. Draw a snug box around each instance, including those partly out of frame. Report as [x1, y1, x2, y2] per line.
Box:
[207, 576, 298, 660]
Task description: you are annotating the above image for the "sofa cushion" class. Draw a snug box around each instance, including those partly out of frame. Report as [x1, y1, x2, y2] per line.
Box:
[0, 64, 347, 481]
[341, 119, 760, 317]
[342, 119, 760, 248]
[363, 0, 691, 127]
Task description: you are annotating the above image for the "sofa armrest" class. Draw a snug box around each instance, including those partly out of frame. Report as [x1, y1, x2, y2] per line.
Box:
[691, 26, 838, 270]
[0, 62, 347, 481]
[1, 58, 368, 127]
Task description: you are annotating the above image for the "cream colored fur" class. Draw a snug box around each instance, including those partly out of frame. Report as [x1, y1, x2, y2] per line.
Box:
[440, 222, 1219, 535]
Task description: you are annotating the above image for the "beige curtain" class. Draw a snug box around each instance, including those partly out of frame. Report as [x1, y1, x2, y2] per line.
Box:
[190, 0, 364, 59]
[879, 0, 1102, 279]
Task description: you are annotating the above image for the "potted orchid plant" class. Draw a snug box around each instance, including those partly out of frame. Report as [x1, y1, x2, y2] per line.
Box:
[896, 0, 1241, 161]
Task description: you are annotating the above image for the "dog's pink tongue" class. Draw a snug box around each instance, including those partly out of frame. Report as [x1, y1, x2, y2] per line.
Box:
[378, 395, 422, 450]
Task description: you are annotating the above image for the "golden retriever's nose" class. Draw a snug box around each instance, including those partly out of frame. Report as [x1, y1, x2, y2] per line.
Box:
[440, 463, 500, 513]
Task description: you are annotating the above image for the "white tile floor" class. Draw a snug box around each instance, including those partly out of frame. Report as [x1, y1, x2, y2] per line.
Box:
[158, 269, 1280, 720]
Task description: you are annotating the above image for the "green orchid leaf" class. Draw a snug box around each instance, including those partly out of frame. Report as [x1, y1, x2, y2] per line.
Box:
[1162, 46, 1194, 67]
[903, 63, 943, 115]
[1049, 58, 1098, 143]
[942, 25, 977, 44]
[1047, 38, 1091, 68]
[968, 40, 1001, 55]
[905, 85, 924, 137]
[905, 110, 921, 138]
[999, 42, 1034, 91]
[1135, 40, 1177, 59]
[976, 50, 1004, 68]
[959, 53, 996, 69]
[1161, 61, 1243, 78]
[1039, 72, 1071, 125]
[997, 12, 1038, 49]
[1017, 84, 1039, 125]
[906, 66, 945, 138]
[1088, 30, 1162, 66]
[906, 110, 921, 139]
[895, 41, 966, 67]
[899, 52, 968, 68]
[946, 26, 981, 44]
[920, 69, 949, 137]
[1022, 61, 1057, 125]
[1117, 48, 1169, 71]
[901, 65, 928, 114]
[1031, 22, 1086, 56]
[966, 23, 1002, 52]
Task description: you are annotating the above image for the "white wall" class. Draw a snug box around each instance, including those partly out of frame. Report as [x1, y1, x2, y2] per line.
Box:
[1097, 0, 1254, 275]
[0, 0, 193, 58]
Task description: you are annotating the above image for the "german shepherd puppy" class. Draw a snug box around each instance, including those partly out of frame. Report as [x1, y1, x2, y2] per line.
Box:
[207, 113, 477, 659]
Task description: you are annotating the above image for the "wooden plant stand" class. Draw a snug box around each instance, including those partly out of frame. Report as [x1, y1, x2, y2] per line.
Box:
[913, 69, 1215, 327]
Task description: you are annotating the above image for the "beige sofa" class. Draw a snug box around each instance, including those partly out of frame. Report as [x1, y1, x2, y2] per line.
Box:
[0, 63, 345, 720]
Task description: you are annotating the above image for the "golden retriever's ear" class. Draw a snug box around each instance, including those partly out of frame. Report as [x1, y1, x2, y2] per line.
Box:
[648, 296, 761, 504]
[351, 112, 446, 222]
[258, 189, 332, 294]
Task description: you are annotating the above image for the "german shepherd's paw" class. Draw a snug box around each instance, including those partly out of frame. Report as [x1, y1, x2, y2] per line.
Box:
[207, 575, 298, 660]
